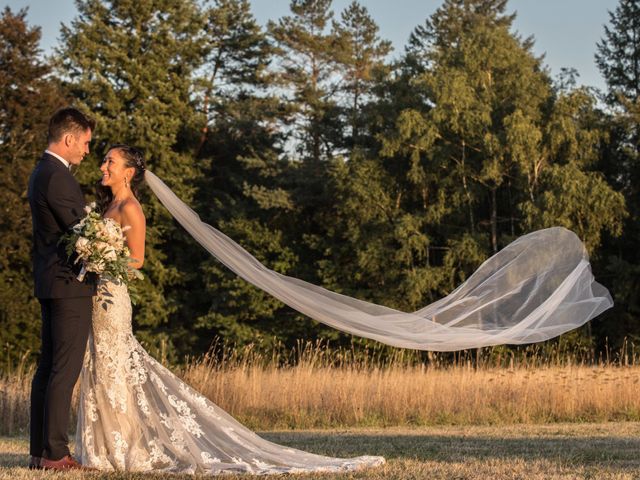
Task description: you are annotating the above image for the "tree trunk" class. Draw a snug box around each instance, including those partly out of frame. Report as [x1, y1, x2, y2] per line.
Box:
[461, 140, 474, 233]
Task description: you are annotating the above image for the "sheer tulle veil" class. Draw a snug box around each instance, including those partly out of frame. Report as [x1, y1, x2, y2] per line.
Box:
[144, 170, 612, 351]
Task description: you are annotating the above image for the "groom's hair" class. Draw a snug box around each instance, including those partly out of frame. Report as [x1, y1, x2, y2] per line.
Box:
[47, 107, 96, 144]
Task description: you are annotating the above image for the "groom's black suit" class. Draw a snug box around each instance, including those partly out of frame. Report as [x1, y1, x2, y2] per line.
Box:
[28, 152, 96, 460]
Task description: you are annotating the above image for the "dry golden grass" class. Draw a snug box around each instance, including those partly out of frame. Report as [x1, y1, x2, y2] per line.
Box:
[183, 358, 640, 429]
[0, 353, 35, 436]
[3, 342, 640, 435]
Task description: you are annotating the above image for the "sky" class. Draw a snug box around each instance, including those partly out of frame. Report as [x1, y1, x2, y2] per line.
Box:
[4, 0, 619, 91]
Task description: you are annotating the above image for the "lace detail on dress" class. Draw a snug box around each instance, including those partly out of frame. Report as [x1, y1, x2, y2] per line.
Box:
[75, 277, 385, 474]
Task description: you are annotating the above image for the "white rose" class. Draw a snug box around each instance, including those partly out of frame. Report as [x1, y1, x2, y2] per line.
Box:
[104, 247, 117, 262]
[107, 221, 123, 242]
[94, 241, 117, 263]
[95, 223, 109, 241]
[99, 219, 123, 244]
[94, 240, 109, 252]
[75, 236, 91, 257]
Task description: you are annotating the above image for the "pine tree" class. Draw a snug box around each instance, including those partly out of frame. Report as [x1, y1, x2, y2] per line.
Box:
[197, 0, 276, 154]
[0, 7, 67, 364]
[594, 0, 640, 348]
[269, 0, 341, 162]
[595, 0, 640, 214]
[266, 0, 342, 333]
[332, 1, 392, 150]
[57, 0, 209, 357]
[595, 0, 639, 219]
[186, 0, 307, 350]
[417, 0, 551, 253]
[596, 0, 640, 106]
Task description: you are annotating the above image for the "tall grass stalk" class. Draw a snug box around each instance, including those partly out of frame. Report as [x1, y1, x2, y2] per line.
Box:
[2, 340, 640, 435]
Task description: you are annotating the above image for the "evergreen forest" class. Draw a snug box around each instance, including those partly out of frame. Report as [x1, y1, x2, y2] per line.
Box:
[2, 0, 639, 365]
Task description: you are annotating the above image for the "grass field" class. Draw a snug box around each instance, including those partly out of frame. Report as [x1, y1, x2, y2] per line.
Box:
[0, 342, 640, 480]
[1, 423, 640, 479]
[3, 344, 640, 478]
[4, 346, 640, 434]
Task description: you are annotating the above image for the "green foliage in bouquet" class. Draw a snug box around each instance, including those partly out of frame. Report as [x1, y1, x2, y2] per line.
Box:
[59, 203, 144, 304]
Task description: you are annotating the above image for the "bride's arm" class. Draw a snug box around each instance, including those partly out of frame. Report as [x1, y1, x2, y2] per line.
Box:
[121, 200, 146, 269]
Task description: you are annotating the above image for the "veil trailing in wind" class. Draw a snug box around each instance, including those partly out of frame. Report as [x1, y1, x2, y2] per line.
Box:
[144, 170, 612, 351]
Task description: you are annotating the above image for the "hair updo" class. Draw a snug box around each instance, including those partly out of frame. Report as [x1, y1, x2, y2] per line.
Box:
[96, 144, 147, 213]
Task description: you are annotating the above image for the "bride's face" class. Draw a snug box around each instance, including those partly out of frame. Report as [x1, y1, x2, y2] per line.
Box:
[100, 148, 133, 189]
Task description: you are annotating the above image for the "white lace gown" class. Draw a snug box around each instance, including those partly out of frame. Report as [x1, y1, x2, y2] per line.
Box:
[75, 277, 385, 474]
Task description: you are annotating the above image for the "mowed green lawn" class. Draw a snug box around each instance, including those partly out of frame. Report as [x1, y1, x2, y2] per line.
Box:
[1, 423, 639, 479]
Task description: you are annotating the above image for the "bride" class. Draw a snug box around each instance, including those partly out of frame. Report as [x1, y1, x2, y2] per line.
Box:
[75, 144, 385, 473]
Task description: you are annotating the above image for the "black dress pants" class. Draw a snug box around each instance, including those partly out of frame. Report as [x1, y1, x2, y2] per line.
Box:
[29, 297, 92, 460]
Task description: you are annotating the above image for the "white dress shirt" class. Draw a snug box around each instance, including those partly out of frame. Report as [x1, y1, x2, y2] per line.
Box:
[45, 149, 71, 169]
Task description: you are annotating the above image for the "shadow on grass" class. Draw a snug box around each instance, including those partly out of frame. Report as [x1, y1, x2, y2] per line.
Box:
[261, 430, 640, 466]
[0, 452, 25, 469]
[2, 429, 640, 475]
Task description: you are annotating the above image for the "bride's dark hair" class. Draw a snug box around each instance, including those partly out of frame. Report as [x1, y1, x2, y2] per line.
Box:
[96, 144, 146, 213]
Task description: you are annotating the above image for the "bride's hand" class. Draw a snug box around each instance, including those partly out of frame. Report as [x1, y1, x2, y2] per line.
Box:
[126, 266, 144, 281]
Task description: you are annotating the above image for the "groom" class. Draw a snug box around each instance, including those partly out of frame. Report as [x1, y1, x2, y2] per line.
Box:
[27, 107, 96, 470]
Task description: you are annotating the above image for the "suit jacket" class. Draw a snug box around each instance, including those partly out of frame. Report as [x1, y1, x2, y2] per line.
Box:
[28, 152, 96, 299]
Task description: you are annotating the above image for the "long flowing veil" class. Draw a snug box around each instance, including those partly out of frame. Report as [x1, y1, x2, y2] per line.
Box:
[144, 170, 612, 351]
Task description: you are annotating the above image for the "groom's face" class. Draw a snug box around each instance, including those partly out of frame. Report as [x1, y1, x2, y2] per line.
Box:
[67, 128, 92, 166]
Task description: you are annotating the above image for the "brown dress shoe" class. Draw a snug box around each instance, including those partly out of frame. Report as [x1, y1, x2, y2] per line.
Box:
[40, 455, 85, 470]
[28, 456, 42, 470]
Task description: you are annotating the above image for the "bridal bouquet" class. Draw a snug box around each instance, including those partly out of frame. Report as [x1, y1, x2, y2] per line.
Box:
[60, 202, 143, 288]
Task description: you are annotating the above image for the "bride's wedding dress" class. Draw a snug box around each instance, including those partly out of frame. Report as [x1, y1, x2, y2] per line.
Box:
[75, 277, 384, 474]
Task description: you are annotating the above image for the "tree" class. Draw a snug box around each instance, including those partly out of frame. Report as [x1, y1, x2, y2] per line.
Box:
[594, 0, 640, 348]
[269, 0, 341, 163]
[595, 0, 640, 209]
[317, 0, 625, 332]
[58, 0, 209, 358]
[332, 1, 392, 150]
[187, 0, 308, 350]
[197, 0, 276, 154]
[0, 7, 67, 364]
[519, 87, 626, 251]
[374, 0, 552, 301]
[596, 0, 640, 106]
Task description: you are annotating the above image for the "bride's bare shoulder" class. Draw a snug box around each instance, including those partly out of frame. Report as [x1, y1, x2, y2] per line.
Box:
[120, 197, 145, 225]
